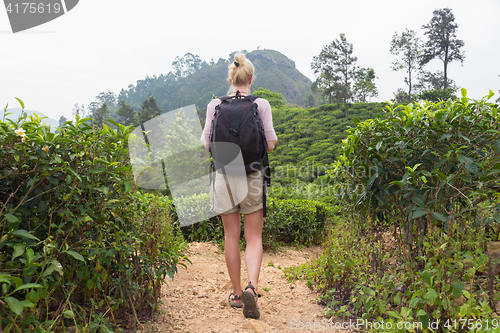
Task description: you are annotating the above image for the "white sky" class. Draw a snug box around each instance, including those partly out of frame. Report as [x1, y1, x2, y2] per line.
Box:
[1, 0, 499, 121]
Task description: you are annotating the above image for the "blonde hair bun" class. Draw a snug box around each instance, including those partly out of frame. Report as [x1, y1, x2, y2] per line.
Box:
[234, 53, 246, 65]
[229, 52, 254, 86]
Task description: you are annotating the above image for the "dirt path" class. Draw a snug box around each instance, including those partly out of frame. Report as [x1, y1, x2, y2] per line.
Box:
[147, 242, 348, 333]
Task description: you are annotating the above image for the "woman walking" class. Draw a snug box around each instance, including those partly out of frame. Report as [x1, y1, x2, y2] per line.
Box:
[201, 52, 277, 319]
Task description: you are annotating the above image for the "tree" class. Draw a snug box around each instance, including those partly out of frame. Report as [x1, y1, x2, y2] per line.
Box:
[138, 96, 162, 125]
[96, 91, 117, 107]
[116, 99, 137, 126]
[72, 103, 85, 119]
[311, 33, 358, 117]
[171, 53, 205, 78]
[390, 29, 422, 97]
[392, 88, 412, 104]
[421, 7, 465, 90]
[93, 102, 109, 128]
[58, 115, 67, 127]
[87, 102, 100, 116]
[303, 94, 316, 108]
[415, 70, 457, 92]
[253, 87, 284, 109]
[417, 88, 457, 102]
[353, 68, 378, 103]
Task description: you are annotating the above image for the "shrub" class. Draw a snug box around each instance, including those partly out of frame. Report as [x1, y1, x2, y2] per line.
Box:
[290, 91, 500, 331]
[331, 89, 500, 254]
[0, 104, 186, 331]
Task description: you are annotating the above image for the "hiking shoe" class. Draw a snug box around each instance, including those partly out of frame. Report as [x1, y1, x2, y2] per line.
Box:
[242, 282, 261, 319]
[228, 292, 242, 308]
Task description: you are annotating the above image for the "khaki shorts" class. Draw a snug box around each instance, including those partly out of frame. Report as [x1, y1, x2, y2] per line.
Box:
[211, 169, 264, 215]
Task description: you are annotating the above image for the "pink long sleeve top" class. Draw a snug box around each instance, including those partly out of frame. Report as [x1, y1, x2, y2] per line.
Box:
[201, 97, 278, 145]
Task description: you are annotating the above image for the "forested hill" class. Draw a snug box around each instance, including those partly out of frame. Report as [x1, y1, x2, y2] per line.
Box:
[116, 49, 312, 119]
[246, 50, 312, 105]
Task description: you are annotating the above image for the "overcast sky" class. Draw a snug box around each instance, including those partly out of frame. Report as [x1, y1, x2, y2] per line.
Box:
[1, 0, 499, 121]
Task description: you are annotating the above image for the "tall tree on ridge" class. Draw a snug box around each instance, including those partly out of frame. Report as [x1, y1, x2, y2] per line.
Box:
[93, 102, 109, 128]
[390, 29, 423, 97]
[116, 99, 137, 126]
[311, 33, 358, 117]
[138, 96, 162, 125]
[353, 67, 378, 103]
[421, 7, 465, 90]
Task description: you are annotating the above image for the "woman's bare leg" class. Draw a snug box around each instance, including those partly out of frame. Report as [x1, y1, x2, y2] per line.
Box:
[222, 212, 243, 303]
[243, 209, 263, 306]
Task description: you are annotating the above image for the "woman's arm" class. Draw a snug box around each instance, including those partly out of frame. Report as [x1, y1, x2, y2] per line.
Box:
[257, 99, 278, 152]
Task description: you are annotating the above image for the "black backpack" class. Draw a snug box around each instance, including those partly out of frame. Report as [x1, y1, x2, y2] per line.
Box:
[209, 92, 271, 216]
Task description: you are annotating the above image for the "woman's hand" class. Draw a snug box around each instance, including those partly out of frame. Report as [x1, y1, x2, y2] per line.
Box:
[267, 140, 277, 152]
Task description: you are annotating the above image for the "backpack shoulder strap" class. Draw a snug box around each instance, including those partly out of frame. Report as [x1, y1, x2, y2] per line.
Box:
[218, 95, 231, 103]
[246, 95, 258, 103]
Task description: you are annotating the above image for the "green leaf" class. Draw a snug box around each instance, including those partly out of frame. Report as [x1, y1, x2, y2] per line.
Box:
[13, 283, 43, 293]
[124, 180, 131, 193]
[0, 275, 22, 288]
[452, 281, 464, 298]
[422, 270, 434, 283]
[459, 304, 469, 317]
[51, 259, 64, 276]
[440, 134, 452, 141]
[413, 208, 427, 219]
[12, 229, 40, 241]
[12, 243, 25, 260]
[4, 296, 23, 316]
[412, 196, 425, 207]
[459, 174, 472, 183]
[104, 118, 121, 128]
[90, 166, 106, 174]
[20, 300, 35, 308]
[461, 88, 467, 98]
[367, 173, 378, 188]
[15, 97, 25, 110]
[457, 154, 473, 164]
[425, 288, 438, 301]
[376, 141, 382, 151]
[42, 264, 55, 277]
[432, 212, 448, 221]
[409, 297, 421, 308]
[67, 168, 81, 181]
[493, 213, 500, 224]
[416, 309, 427, 317]
[405, 116, 413, 128]
[26, 248, 34, 263]
[5, 214, 19, 223]
[94, 158, 110, 165]
[54, 155, 62, 163]
[115, 166, 130, 172]
[387, 310, 401, 319]
[465, 162, 478, 176]
[66, 250, 85, 262]
[63, 310, 75, 319]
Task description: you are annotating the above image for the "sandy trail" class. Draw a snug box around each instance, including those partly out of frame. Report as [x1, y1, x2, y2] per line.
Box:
[146, 242, 348, 333]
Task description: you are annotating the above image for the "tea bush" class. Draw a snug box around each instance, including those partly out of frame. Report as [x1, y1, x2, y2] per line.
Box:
[0, 103, 187, 331]
[331, 89, 500, 254]
[286, 92, 500, 332]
